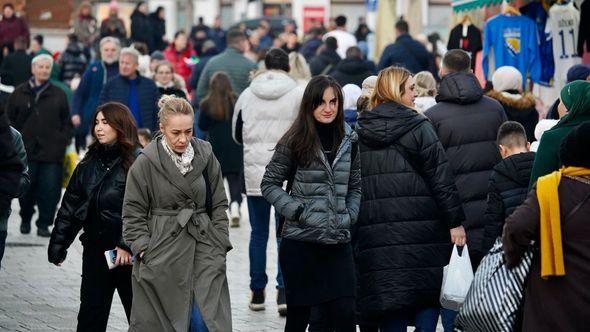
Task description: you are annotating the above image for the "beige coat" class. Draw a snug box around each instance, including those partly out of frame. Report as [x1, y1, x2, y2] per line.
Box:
[123, 137, 232, 332]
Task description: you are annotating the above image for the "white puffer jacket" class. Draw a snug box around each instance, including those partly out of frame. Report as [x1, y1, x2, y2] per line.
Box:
[232, 70, 304, 196]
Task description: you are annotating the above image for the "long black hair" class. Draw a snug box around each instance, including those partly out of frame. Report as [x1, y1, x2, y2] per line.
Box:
[278, 75, 344, 167]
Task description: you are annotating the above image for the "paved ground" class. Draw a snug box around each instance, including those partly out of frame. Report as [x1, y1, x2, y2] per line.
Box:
[0, 190, 444, 331]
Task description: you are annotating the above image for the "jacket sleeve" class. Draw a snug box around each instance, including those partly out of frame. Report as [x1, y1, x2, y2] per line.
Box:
[13, 129, 29, 197]
[377, 45, 392, 70]
[122, 159, 152, 256]
[412, 121, 465, 229]
[232, 93, 245, 145]
[346, 140, 361, 225]
[205, 147, 230, 239]
[502, 189, 539, 268]
[49, 166, 84, 249]
[261, 144, 304, 220]
[195, 65, 211, 102]
[482, 179, 504, 253]
[72, 68, 91, 116]
[529, 132, 559, 189]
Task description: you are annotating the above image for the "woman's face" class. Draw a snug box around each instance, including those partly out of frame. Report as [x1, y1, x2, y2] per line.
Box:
[155, 65, 173, 85]
[558, 98, 569, 118]
[400, 76, 417, 108]
[160, 114, 194, 153]
[313, 87, 338, 124]
[94, 111, 118, 145]
[174, 34, 188, 51]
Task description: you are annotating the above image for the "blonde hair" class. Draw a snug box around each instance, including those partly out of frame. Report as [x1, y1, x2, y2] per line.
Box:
[370, 66, 412, 108]
[288, 52, 311, 83]
[414, 71, 437, 97]
[157, 95, 194, 125]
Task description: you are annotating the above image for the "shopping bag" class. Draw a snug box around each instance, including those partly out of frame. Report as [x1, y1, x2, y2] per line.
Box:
[62, 141, 78, 188]
[455, 238, 533, 332]
[440, 244, 474, 311]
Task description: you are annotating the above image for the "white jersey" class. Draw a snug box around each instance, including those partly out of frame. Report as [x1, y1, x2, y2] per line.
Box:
[545, 2, 581, 91]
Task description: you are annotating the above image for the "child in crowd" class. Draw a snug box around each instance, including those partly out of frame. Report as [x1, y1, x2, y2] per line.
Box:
[137, 128, 152, 148]
[413, 71, 437, 113]
[481, 121, 535, 253]
[342, 84, 361, 127]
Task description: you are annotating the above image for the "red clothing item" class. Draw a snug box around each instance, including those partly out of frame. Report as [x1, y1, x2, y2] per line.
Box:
[0, 16, 29, 46]
[163, 44, 195, 91]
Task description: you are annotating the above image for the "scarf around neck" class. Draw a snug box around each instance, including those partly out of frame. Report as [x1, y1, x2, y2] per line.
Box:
[536, 166, 590, 278]
[161, 138, 194, 175]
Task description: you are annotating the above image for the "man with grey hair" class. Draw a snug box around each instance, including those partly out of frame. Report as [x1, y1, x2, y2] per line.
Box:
[6, 54, 73, 237]
[99, 46, 160, 131]
[72, 36, 121, 151]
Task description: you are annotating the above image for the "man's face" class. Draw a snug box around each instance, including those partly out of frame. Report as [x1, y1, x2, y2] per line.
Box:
[101, 42, 119, 64]
[3, 6, 14, 19]
[32, 59, 52, 83]
[119, 54, 138, 77]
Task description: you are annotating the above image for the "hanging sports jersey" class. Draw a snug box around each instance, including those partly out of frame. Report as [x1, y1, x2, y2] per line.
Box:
[546, 2, 581, 91]
[521, 1, 554, 86]
[483, 14, 541, 86]
[448, 24, 483, 71]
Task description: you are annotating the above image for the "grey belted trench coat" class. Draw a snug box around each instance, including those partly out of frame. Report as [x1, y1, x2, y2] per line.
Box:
[123, 137, 232, 332]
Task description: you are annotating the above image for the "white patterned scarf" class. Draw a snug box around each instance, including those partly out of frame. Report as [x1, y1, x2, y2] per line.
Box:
[161, 138, 194, 175]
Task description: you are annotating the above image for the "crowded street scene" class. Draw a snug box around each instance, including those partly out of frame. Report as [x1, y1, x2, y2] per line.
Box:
[1, 0, 590, 331]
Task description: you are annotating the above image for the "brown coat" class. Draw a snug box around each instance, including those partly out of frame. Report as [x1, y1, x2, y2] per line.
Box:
[123, 137, 232, 332]
[503, 177, 590, 332]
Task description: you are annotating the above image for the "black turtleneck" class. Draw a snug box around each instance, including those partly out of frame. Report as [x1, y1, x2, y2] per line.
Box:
[93, 143, 122, 167]
[315, 121, 337, 165]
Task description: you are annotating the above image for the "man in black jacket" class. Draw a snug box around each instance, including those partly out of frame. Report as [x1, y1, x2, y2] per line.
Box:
[481, 122, 534, 254]
[0, 36, 32, 87]
[330, 46, 375, 87]
[424, 49, 507, 267]
[309, 37, 341, 76]
[6, 54, 73, 237]
[378, 19, 431, 73]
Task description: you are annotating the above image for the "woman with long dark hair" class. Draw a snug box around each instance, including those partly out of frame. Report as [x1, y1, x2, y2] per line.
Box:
[199, 71, 243, 227]
[261, 75, 361, 331]
[48, 102, 139, 331]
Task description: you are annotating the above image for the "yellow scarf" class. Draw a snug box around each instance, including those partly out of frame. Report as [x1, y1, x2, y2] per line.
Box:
[536, 166, 590, 278]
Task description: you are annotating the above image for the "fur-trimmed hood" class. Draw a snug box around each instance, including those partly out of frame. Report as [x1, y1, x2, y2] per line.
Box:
[486, 90, 536, 110]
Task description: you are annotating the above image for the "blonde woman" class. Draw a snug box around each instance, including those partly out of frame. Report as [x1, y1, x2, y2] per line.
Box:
[413, 71, 437, 113]
[123, 95, 232, 332]
[355, 67, 466, 331]
[288, 51, 312, 86]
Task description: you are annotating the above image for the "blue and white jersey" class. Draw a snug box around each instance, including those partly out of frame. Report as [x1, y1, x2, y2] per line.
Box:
[546, 2, 582, 91]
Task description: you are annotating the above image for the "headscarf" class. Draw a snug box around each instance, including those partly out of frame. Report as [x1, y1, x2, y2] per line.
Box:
[560, 80, 590, 120]
[342, 84, 362, 110]
[492, 66, 522, 92]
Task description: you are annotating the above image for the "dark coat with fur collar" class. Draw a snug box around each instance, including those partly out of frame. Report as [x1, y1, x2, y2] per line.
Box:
[487, 90, 538, 142]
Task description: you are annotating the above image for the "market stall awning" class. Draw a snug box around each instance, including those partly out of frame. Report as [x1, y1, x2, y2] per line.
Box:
[451, 0, 504, 12]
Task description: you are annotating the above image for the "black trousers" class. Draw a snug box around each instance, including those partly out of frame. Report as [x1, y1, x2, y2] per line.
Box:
[77, 247, 133, 332]
[224, 172, 243, 204]
[285, 297, 356, 332]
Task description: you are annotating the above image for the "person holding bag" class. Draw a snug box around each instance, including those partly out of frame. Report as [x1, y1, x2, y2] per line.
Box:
[48, 102, 139, 331]
[123, 95, 232, 332]
[355, 66, 466, 332]
[261, 75, 361, 331]
[502, 123, 590, 332]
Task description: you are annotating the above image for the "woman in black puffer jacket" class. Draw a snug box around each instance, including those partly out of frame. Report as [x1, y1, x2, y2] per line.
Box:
[48, 102, 139, 332]
[355, 67, 466, 331]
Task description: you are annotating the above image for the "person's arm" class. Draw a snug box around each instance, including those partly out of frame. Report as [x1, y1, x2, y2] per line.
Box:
[232, 93, 245, 145]
[482, 180, 505, 253]
[48, 166, 84, 265]
[12, 129, 29, 197]
[502, 189, 540, 268]
[377, 45, 391, 70]
[122, 160, 152, 257]
[60, 91, 74, 141]
[5, 91, 19, 127]
[346, 140, 361, 225]
[261, 144, 304, 220]
[412, 121, 466, 230]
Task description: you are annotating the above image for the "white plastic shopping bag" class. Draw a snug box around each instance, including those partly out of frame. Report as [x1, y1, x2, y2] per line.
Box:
[440, 244, 474, 311]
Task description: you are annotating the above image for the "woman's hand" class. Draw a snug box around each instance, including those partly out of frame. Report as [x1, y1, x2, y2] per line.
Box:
[115, 247, 133, 266]
[450, 226, 467, 246]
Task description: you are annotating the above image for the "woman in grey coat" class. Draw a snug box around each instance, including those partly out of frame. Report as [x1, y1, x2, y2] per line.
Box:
[261, 75, 361, 332]
[123, 95, 232, 332]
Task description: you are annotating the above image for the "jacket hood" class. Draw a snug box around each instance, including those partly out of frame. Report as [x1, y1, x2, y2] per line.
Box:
[66, 42, 85, 55]
[249, 70, 297, 100]
[493, 152, 535, 186]
[436, 72, 483, 105]
[320, 49, 341, 63]
[356, 102, 426, 147]
[335, 58, 370, 75]
[142, 136, 212, 176]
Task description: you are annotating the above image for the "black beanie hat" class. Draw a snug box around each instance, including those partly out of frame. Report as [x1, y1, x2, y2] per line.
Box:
[560, 122, 590, 168]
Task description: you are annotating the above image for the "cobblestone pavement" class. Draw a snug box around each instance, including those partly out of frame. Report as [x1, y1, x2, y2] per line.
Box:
[0, 195, 443, 332]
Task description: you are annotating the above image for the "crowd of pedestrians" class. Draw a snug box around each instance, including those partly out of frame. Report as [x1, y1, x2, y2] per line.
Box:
[1, 1, 590, 331]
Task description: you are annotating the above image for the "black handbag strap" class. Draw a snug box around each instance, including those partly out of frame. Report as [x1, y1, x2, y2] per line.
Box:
[203, 167, 212, 219]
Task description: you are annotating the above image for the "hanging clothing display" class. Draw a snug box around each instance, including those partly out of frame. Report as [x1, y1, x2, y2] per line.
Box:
[448, 23, 483, 71]
[577, 0, 589, 57]
[546, 1, 582, 92]
[483, 14, 541, 86]
[521, 1, 554, 86]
